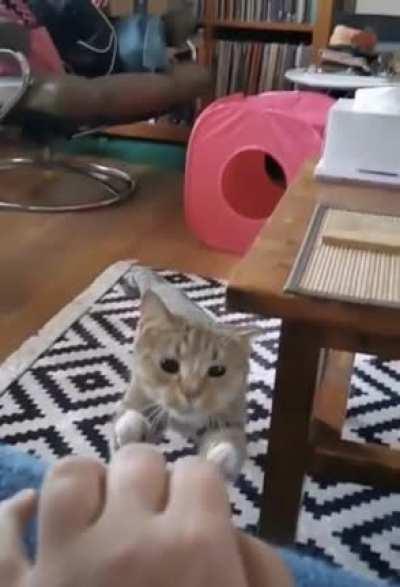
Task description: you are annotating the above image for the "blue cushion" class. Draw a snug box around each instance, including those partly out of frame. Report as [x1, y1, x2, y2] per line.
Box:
[0, 444, 47, 560]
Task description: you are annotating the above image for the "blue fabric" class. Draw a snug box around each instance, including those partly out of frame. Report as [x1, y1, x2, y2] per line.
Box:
[0, 444, 392, 585]
[116, 14, 168, 73]
[281, 550, 387, 587]
[0, 444, 47, 559]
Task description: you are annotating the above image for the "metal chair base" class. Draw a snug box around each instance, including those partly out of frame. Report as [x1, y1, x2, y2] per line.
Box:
[0, 155, 135, 212]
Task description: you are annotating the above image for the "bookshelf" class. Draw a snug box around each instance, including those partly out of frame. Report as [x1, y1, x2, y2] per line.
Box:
[106, 0, 339, 143]
[204, 20, 315, 34]
[201, 0, 340, 67]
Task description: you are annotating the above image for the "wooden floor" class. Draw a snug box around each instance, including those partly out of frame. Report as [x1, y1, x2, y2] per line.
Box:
[0, 162, 236, 362]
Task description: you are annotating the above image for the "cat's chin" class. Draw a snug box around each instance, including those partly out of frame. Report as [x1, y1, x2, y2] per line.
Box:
[168, 407, 208, 427]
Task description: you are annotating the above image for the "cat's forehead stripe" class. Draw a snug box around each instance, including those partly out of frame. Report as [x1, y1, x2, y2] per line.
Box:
[177, 326, 221, 360]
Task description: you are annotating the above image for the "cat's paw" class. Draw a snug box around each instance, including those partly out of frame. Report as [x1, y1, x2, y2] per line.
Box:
[114, 410, 149, 448]
[206, 442, 243, 482]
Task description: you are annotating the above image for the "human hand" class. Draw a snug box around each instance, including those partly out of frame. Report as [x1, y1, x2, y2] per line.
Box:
[0, 446, 251, 587]
[0, 488, 37, 586]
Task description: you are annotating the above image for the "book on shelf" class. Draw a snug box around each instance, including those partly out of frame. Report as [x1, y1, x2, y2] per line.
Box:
[214, 39, 312, 97]
[198, 0, 317, 24]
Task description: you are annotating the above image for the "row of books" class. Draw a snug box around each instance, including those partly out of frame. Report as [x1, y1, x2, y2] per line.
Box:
[214, 40, 312, 97]
[194, 0, 317, 23]
[215, 0, 315, 23]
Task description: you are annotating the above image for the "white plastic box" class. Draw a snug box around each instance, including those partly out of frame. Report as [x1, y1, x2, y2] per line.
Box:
[315, 96, 400, 187]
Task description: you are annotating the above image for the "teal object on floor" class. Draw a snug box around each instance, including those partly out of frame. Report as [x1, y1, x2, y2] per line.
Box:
[59, 136, 186, 171]
[0, 444, 47, 560]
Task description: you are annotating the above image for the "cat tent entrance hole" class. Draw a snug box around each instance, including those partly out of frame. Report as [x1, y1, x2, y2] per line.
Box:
[222, 149, 287, 220]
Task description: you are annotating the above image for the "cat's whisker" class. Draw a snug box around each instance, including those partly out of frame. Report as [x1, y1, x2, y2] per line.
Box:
[209, 416, 222, 432]
[144, 404, 164, 420]
[150, 408, 163, 425]
[147, 405, 162, 422]
[150, 414, 166, 436]
[149, 406, 167, 433]
[145, 406, 161, 419]
[144, 401, 162, 412]
[215, 417, 224, 432]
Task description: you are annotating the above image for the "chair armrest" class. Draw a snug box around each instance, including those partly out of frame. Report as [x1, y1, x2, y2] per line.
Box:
[0, 20, 30, 54]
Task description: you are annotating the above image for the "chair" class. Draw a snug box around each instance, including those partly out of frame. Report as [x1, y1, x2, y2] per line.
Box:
[0, 49, 209, 212]
[0, 48, 133, 212]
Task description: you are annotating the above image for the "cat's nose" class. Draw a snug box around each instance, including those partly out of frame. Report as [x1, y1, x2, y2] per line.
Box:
[184, 386, 202, 401]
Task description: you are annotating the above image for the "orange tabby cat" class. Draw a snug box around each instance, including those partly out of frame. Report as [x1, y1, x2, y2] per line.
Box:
[113, 267, 256, 481]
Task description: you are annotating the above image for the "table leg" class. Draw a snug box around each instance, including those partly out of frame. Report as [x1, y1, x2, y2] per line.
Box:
[259, 321, 321, 545]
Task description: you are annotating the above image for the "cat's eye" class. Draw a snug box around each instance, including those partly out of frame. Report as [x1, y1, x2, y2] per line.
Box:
[160, 358, 180, 374]
[208, 365, 226, 378]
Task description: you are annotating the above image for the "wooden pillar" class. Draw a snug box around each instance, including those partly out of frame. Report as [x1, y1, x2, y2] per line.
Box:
[312, 0, 336, 62]
[202, 0, 215, 67]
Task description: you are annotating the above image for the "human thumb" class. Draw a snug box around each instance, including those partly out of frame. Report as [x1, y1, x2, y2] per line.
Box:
[0, 489, 37, 586]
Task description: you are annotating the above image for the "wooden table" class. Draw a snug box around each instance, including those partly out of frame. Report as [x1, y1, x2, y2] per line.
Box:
[228, 161, 400, 546]
[105, 121, 190, 144]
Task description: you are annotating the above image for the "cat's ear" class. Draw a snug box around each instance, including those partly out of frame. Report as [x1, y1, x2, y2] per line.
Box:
[139, 290, 175, 331]
[222, 324, 263, 345]
[235, 326, 263, 340]
[122, 272, 139, 298]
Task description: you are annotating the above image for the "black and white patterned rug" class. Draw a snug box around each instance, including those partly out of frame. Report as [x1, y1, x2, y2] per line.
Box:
[0, 261, 399, 583]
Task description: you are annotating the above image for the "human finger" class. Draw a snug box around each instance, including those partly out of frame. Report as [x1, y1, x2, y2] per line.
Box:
[38, 456, 105, 548]
[105, 445, 168, 519]
[167, 457, 231, 520]
[0, 489, 37, 583]
[237, 532, 294, 587]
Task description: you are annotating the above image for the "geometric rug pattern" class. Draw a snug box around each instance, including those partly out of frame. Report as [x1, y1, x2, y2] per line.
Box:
[0, 262, 399, 583]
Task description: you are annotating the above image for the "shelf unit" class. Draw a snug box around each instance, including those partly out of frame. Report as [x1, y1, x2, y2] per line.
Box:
[106, 0, 339, 143]
[201, 0, 339, 66]
[202, 20, 315, 34]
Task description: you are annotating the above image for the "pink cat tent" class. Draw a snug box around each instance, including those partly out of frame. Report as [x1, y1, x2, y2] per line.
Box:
[185, 91, 334, 255]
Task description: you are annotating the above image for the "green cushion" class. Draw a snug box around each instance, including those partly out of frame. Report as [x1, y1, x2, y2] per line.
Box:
[59, 135, 186, 171]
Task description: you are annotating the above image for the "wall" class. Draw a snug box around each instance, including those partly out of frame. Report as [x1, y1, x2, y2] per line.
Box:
[356, 0, 400, 15]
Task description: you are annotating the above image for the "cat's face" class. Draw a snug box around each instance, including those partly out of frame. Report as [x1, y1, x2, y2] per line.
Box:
[133, 292, 253, 421]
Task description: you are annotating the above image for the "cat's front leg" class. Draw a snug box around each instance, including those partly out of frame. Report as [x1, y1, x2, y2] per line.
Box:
[113, 408, 150, 449]
[200, 427, 246, 482]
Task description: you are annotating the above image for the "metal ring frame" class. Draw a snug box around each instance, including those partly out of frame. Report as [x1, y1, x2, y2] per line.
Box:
[0, 50, 135, 212]
[0, 156, 135, 212]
